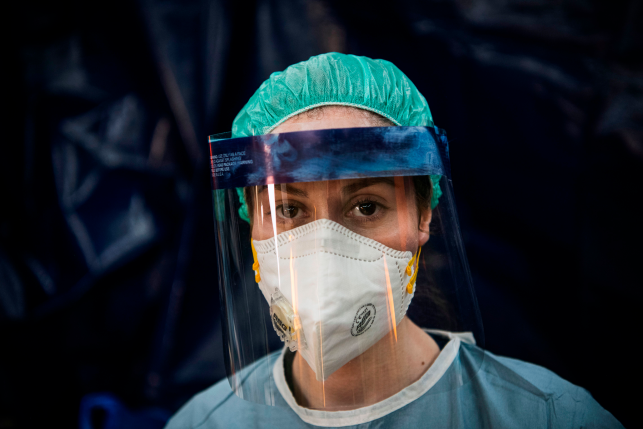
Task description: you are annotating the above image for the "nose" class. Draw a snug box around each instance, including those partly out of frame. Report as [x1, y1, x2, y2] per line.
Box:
[297, 181, 338, 222]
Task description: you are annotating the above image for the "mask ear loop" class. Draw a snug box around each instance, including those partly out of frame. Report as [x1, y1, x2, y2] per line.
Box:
[251, 239, 261, 283]
[406, 246, 422, 294]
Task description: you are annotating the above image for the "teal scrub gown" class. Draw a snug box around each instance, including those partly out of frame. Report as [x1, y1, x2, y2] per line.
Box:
[165, 331, 623, 429]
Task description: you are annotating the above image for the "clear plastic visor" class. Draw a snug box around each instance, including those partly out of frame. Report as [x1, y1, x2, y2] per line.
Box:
[209, 127, 484, 411]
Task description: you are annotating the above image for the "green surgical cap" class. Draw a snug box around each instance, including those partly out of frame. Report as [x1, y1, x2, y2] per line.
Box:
[231, 52, 443, 222]
[232, 52, 434, 137]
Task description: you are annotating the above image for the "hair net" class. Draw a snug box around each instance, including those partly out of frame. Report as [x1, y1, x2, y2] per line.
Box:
[230, 52, 443, 222]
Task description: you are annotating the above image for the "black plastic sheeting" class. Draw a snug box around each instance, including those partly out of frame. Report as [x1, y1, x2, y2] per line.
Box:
[2, 0, 641, 427]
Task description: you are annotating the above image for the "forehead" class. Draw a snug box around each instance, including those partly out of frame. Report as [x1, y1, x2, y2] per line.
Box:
[271, 106, 391, 134]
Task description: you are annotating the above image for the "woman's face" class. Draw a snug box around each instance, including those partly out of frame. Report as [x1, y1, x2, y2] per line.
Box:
[248, 110, 431, 252]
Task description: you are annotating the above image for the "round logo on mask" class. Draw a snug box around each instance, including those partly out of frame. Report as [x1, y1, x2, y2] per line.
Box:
[351, 304, 376, 336]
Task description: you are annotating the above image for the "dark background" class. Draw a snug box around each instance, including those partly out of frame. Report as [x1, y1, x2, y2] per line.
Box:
[2, 0, 641, 427]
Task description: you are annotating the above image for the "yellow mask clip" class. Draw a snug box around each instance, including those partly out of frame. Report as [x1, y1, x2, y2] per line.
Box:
[251, 238, 261, 283]
[406, 246, 421, 294]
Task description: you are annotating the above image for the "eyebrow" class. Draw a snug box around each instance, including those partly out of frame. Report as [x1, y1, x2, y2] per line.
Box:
[341, 178, 395, 196]
[257, 177, 395, 198]
[258, 184, 309, 198]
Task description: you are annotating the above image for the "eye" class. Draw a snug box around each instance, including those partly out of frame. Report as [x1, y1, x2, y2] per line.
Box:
[279, 204, 300, 218]
[349, 199, 381, 217]
[357, 202, 376, 216]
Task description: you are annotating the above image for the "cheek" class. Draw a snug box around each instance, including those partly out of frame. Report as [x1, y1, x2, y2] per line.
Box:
[251, 223, 260, 240]
[356, 191, 420, 252]
[251, 220, 271, 241]
[403, 225, 420, 252]
[369, 216, 419, 252]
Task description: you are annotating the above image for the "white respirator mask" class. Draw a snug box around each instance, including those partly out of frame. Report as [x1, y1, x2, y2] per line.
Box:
[251, 218, 421, 381]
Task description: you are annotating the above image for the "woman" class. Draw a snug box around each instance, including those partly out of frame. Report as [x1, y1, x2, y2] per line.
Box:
[166, 53, 622, 428]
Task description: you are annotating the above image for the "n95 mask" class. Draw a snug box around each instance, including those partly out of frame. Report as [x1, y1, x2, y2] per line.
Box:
[251, 219, 420, 381]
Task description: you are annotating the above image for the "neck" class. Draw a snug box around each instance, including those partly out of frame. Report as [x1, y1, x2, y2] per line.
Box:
[290, 318, 440, 410]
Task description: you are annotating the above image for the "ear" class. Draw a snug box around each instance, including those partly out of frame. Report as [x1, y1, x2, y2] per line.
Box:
[417, 207, 432, 247]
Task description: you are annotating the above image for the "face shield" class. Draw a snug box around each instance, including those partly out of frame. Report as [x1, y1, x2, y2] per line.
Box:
[208, 126, 484, 410]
